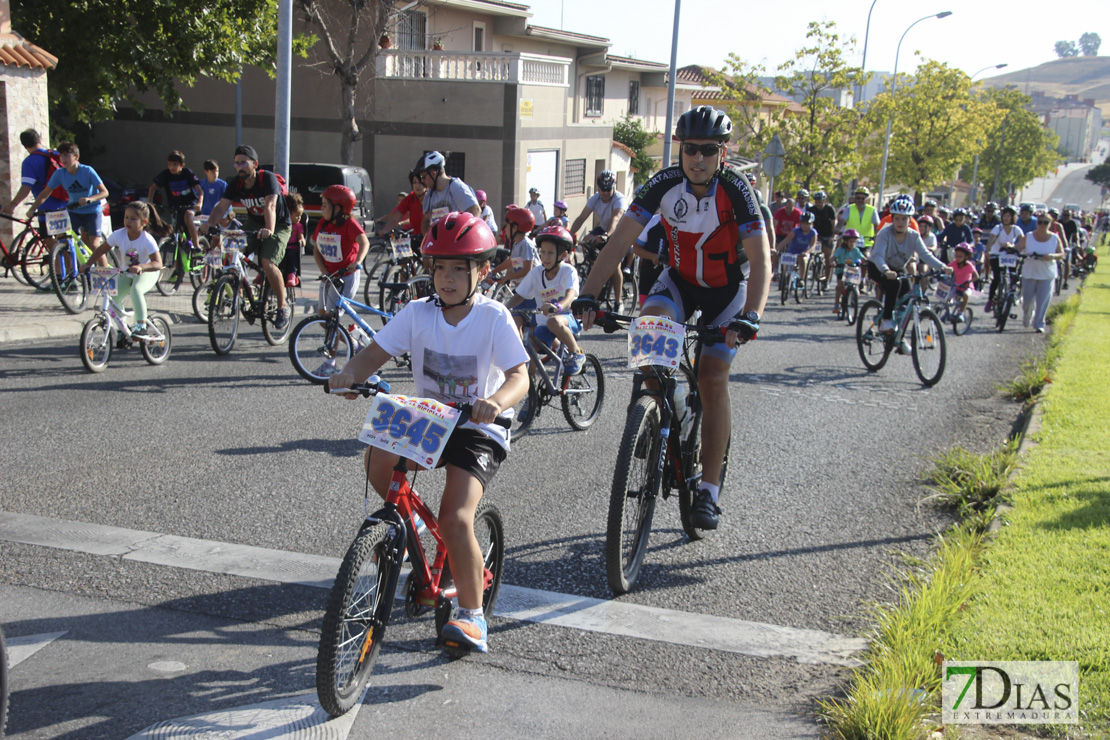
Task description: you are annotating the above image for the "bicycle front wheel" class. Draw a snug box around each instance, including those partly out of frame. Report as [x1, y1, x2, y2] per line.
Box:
[1, 624, 8, 738]
[606, 395, 662, 595]
[911, 308, 946, 387]
[951, 305, 972, 336]
[80, 316, 113, 372]
[49, 241, 88, 313]
[289, 316, 354, 384]
[996, 293, 1013, 333]
[140, 316, 173, 365]
[856, 300, 891, 372]
[561, 353, 605, 430]
[208, 274, 240, 355]
[844, 287, 859, 325]
[510, 369, 540, 439]
[316, 523, 394, 718]
[16, 229, 51, 289]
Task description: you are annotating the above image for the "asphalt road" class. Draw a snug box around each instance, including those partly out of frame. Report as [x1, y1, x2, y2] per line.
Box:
[0, 262, 1057, 738]
[1044, 158, 1106, 214]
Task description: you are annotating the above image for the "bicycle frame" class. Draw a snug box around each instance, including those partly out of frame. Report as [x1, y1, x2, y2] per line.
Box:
[88, 273, 167, 346]
[888, 279, 930, 346]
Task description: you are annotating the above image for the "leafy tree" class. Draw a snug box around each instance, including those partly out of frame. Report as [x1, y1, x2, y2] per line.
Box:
[1086, 155, 1110, 188]
[1079, 32, 1102, 56]
[299, 0, 419, 164]
[703, 57, 777, 161]
[612, 114, 660, 187]
[13, 0, 311, 125]
[973, 87, 1059, 201]
[861, 59, 993, 200]
[766, 22, 869, 191]
[1054, 40, 1080, 58]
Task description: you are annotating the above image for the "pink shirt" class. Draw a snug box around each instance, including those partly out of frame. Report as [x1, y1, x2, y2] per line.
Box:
[948, 260, 978, 290]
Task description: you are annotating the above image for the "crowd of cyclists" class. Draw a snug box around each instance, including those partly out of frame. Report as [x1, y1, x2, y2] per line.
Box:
[4, 111, 1108, 661]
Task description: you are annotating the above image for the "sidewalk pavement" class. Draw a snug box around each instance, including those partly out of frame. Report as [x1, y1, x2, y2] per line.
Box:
[0, 263, 322, 346]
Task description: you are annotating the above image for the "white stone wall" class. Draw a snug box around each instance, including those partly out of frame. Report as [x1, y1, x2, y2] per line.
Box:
[1, 66, 50, 243]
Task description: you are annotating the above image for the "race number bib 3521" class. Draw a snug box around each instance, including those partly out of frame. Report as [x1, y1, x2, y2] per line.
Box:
[359, 393, 461, 468]
[628, 315, 683, 370]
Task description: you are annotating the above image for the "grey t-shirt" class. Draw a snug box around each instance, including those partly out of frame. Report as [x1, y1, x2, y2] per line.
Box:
[422, 178, 479, 225]
[585, 190, 628, 232]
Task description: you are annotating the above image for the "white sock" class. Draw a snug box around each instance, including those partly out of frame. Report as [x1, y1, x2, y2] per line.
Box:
[701, 482, 720, 503]
[458, 606, 483, 620]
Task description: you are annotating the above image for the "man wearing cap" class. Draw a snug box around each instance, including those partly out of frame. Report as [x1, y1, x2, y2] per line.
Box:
[205, 144, 294, 329]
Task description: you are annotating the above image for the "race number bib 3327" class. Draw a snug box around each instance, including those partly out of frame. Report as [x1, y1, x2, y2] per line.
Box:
[46, 210, 71, 236]
[628, 315, 683, 370]
[317, 232, 342, 263]
[359, 393, 461, 468]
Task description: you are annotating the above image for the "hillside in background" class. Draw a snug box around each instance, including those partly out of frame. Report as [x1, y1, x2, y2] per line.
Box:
[980, 56, 1110, 117]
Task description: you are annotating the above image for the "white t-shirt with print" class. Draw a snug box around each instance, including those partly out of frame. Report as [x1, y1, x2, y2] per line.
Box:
[107, 228, 160, 269]
[370, 294, 529, 450]
[514, 262, 579, 306]
[508, 236, 540, 285]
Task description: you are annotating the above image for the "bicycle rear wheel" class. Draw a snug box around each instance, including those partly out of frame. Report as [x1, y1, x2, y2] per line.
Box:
[261, 283, 293, 345]
[441, 501, 505, 657]
[289, 316, 354, 384]
[316, 523, 394, 718]
[207, 274, 240, 355]
[140, 316, 173, 365]
[1, 624, 8, 738]
[16, 229, 51, 289]
[911, 308, 946, 387]
[155, 238, 182, 296]
[856, 300, 891, 372]
[561, 353, 605, 430]
[606, 395, 662, 595]
[192, 280, 215, 323]
[48, 241, 88, 313]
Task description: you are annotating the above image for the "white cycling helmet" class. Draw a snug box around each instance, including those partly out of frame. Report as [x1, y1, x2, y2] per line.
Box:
[889, 196, 915, 216]
[417, 151, 446, 172]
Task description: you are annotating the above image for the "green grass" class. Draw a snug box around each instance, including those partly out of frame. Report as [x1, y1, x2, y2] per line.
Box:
[999, 294, 1080, 402]
[943, 267, 1110, 734]
[922, 443, 1018, 521]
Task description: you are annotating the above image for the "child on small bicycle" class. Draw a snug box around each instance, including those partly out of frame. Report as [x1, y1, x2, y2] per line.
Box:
[832, 229, 865, 313]
[503, 224, 586, 374]
[329, 212, 528, 655]
[312, 185, 370, 325]
[946, 242, 979, 321]
[782, 211, 817, 280]
[81, 202, 167, 337]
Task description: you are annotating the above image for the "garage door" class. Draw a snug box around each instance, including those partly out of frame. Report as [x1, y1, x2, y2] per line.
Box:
[526, 150, 559, 205]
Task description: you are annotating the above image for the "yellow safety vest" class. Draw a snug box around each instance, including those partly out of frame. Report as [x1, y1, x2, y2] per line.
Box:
[845, 204, 877, 244]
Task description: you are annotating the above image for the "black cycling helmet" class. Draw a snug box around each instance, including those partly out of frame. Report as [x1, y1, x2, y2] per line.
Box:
[800, 211, 815, 223]
[675, 105, 733, 142]
[596, 170, 616, 190]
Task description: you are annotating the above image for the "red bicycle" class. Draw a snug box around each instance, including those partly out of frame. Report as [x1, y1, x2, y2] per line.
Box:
[0, 212, 51, 288]
[316, 376, 506, 717]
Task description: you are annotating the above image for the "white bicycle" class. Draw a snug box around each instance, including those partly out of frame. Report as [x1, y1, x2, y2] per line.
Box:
[79, 266, 172, 373]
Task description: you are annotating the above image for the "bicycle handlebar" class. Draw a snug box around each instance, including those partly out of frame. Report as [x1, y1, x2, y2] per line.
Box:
[325, 375, 512, 429]
[593, 310, 733, 344]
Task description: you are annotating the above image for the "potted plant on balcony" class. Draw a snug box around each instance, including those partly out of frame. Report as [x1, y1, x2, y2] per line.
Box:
[431, 37, 444, 50]
[379, 32, 392, 49]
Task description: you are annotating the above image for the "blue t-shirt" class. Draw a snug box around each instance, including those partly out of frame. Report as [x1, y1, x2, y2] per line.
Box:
[21, 149, 66, 211]
[46, 164, 103, 214]
[199, 178, 228, 215]
[786, 226, 815, 253]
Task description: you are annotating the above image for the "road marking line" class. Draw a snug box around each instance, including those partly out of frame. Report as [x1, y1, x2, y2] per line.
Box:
[0, 511, 865, 666]
[5, 631, 67, 668]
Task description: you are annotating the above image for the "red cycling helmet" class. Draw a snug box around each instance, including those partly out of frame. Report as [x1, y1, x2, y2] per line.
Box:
[504, 205, 536, 234]
[322, 184, 356, 216]
[534, 224, 574, 253]
[420, 211, 497, 260]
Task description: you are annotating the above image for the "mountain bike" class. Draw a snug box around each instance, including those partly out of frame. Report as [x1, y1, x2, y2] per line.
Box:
[378, 264, 433, 327]
[206, 227, 296, 354]
[79, 267, 172, 372]
[317, 377, 506, 717]
[361, 229, 416, 302]
[155, 208, 210, 296]
[778, 252, 804, 304]
[992, 250, 1023, 333]
[509, 309, 605, 437]
[41, 208, 103, 314]
[856, 275, 946, 387]
[593, 311, 736, 594]
[289, 274, 398, 384]
[931, 278, 974, 336]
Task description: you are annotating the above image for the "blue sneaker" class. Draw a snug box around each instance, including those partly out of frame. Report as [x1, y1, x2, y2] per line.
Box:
[441, 613, 488, 654]
[565, 352, 586, 376]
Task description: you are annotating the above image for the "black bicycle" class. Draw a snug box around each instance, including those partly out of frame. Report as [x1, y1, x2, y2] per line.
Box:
[593, 311, 735, 594]
[992, 249, 1023, 333]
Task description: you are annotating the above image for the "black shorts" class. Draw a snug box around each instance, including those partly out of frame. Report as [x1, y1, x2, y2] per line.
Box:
[439, 428, 506, 491]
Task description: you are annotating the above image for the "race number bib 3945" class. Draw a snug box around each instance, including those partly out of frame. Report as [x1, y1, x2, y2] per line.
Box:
[359, 393, 461, 468]
[628, 315, 683, 370]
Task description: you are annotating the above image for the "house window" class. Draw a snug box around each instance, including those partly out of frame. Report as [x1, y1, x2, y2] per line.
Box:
[586, 75, 605, 117]
[474, 23, 485, 52]
[565, 159, 586, 195]
[628, 81, 640, 115]
[397, 10, 426, 50]
[673, 100, 686, 121]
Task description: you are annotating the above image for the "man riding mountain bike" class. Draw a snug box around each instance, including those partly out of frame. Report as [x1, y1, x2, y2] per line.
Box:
[574, 105, 770, 530]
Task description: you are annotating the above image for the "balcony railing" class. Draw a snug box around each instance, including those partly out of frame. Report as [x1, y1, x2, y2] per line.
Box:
[379, 51, 570, 87]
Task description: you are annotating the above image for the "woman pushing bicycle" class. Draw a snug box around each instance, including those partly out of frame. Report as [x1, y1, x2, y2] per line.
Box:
[328, 211, 528, 655]
[81, 202, 167, 338]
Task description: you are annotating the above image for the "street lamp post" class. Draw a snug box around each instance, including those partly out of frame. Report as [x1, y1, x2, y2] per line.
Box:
[971, 63, 1008, 81]
[877, 11, 953, 205]
[857, 0, 879, 107]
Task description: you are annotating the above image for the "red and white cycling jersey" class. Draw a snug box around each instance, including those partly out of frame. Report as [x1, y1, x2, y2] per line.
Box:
[628, 164, 765, 288]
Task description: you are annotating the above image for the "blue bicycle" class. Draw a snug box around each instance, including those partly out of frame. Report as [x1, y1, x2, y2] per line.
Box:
[288, 273, 397, 384]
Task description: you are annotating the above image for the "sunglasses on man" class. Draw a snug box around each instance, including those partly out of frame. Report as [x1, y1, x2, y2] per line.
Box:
[681, 143, 722, 157]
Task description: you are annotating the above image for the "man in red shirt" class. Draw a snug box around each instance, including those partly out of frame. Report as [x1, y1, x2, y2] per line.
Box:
[772, 196, 802, 275]
[376, 169, 426, 252]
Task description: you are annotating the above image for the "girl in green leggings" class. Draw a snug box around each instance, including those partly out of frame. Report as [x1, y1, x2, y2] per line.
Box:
[83, 202, 168, 336]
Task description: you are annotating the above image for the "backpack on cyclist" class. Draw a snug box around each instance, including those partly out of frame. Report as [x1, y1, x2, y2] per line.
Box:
[256, 168, 288, 196]
[33, 149, 69, 202]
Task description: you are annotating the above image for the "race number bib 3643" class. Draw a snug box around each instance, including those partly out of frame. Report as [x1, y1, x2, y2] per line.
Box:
[359, 393, 461, 468]
[628, 315, 683, 370]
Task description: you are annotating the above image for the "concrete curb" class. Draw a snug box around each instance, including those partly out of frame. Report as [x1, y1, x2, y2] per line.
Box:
[986, 401, 1042, 536]
[0, 311, 196, 346]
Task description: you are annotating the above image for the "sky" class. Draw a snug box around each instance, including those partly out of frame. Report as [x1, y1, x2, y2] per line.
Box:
[528, 0, 1110, 82]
